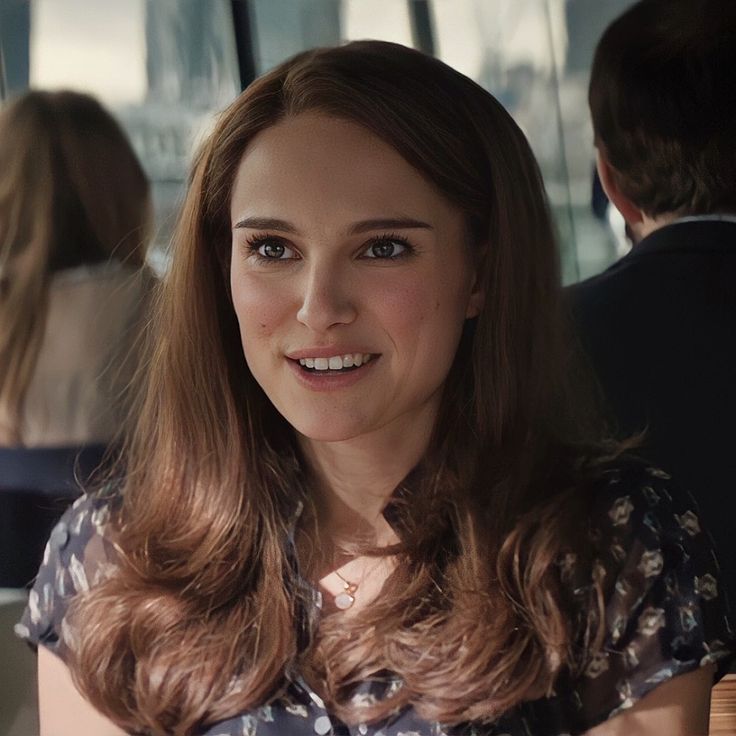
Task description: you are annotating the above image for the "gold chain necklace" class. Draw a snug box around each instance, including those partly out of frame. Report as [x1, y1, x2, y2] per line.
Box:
[332, 568, 359, 610]
[330, 558, 385, 610]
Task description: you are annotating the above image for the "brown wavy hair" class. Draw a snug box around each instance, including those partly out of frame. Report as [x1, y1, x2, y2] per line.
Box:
[0, 90, 151, 444]
[70, 41, 609, 735]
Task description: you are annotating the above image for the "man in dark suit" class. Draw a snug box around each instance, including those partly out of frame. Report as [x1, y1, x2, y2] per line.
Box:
[569, 0, 736, 606]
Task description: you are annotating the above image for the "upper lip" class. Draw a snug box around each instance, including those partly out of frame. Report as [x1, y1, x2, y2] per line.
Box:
[285, 347, 378, 360]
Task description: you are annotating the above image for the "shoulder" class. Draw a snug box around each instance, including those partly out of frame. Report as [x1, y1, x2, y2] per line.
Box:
[558, 457, 735, 732]
[15, 488, 121, 659]
[583, 458, 727, 617]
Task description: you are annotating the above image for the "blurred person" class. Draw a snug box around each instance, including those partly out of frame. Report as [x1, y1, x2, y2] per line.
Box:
[0, 90, 152, 587]
[17, 42, 734, 736]
[569, 0, 736, 608]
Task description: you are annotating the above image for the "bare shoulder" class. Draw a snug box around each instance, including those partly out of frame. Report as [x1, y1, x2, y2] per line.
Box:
[38, 646, 127, 736]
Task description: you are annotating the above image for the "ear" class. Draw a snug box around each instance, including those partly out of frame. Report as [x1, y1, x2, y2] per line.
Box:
[595, 148, 644, 227]
[465, 270, 485, 320]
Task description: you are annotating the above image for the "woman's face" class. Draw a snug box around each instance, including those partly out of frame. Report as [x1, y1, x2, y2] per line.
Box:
[229, 113, 483, 444]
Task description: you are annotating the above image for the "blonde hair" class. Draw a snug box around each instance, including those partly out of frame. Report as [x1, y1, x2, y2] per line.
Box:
[0, 90, 151, 443]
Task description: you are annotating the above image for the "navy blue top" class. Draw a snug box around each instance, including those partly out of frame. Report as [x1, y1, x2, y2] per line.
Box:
[16, 461, 736, 735]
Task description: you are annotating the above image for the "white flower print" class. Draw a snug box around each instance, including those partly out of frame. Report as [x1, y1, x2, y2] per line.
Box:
[675, 510, 701, 537]
[240, 715, 257, 736]
[28, 589, 42, 625]
[695, 573, 718, 601]
[70, 509, 86, 535]
[608, 496, 634, 526]
[41, 583, 54, 616]
[69, 554, 89, 592]
[679, 601, 698, 632]
[616, 679, 634, 710]
[610, 615, 628, 644]
[56, 563, 71, 597]
[646, 467, 671, 480]
[61, 617, 79, 650]
[637, 549, 664, 578]
[637, 606, 666, 636]
[701, 640, 730, 665]
[256, 705, 274, 722]
[71, 494, 87, 510]
[14, 623, 30, 640]
[351, 692, 378, 708]
[641, 485, 660, 507]
[615, 578, 630, 598]
[284, 702, 309, 718]
[397, 732, 423, 736]
[91, 505, 110, 531]
[623, 643, 639, 669]
[585, 651, 610, 679]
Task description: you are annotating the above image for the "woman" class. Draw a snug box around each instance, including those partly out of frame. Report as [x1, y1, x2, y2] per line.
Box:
[0, 90, 151, 586]
[18, 42, 734, 736]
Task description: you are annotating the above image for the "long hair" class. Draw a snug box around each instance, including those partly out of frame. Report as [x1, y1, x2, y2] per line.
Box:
[0, 90, 151, 444]
[71, 42, 608, 734]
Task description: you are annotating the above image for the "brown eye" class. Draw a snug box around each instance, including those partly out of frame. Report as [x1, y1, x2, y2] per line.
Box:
[260, 241, 286, 258]
[365, 239, 408, 259]
[248, 237, 297, 261]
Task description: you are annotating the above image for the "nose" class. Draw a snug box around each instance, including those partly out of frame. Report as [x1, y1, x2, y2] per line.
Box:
[296, 260, 358, 332]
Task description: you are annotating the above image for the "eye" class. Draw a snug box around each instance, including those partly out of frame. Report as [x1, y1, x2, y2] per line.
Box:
[363, 237, 410, 259]
[247, 236, 297, 261]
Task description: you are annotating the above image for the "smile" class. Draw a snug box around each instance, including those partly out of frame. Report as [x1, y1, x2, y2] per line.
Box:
[297, 353, 375, 371]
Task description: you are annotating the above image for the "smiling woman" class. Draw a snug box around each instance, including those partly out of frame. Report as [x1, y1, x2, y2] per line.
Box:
[229, 113, 481, 444]
[16, 41, 735, 736]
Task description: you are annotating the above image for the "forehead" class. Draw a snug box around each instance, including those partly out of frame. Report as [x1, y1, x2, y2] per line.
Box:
[229, 113, 459, 226]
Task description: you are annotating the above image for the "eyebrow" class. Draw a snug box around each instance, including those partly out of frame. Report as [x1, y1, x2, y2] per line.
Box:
[232, 216, 434, 234]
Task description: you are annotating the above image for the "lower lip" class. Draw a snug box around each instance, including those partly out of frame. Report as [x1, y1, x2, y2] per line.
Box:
[286, 357, 378, 391]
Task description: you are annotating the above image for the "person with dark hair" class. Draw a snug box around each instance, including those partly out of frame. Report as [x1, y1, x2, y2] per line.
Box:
[0, 90, 152, 586]
[569, 0, 736, 614]
[17, 42, 734, 736]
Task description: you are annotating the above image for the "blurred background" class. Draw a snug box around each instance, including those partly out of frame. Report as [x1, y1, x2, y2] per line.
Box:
[1, 0, 636, 283]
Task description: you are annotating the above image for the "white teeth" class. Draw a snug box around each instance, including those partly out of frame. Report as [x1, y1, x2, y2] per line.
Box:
[297, 353, 374, 371]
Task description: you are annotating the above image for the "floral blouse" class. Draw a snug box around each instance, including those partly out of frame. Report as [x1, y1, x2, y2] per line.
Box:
[16, 461, 736, 735]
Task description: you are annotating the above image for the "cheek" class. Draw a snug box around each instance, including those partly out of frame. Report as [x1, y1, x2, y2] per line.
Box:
[372, 272, 466, 347]
[231, 275, 287, 342]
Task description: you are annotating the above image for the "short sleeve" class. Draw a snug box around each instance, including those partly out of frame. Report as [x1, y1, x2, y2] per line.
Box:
[14, 492, 117, 661]
[567, 463, 736, 732]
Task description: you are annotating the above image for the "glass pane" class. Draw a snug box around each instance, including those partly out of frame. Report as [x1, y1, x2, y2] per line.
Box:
[18, 0, 241, 266]
[431, 0, 639, 283]
[249, 0, 416, 76]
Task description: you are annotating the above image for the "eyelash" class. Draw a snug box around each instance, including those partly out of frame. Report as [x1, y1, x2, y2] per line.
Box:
[243, 232, 415, 263]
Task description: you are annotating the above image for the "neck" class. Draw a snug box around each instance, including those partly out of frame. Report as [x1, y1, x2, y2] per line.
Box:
[630, 211, 678, 243]
[298, 405, 436, 542]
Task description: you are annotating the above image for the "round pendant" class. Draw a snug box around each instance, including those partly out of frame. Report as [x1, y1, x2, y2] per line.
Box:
[334, 592, 355, 610]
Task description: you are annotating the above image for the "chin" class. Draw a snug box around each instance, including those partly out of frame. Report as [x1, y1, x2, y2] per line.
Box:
[287, 411, 376, 444]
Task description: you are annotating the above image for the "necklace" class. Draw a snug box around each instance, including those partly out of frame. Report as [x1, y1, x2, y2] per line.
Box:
[332, 568, 359, 610]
